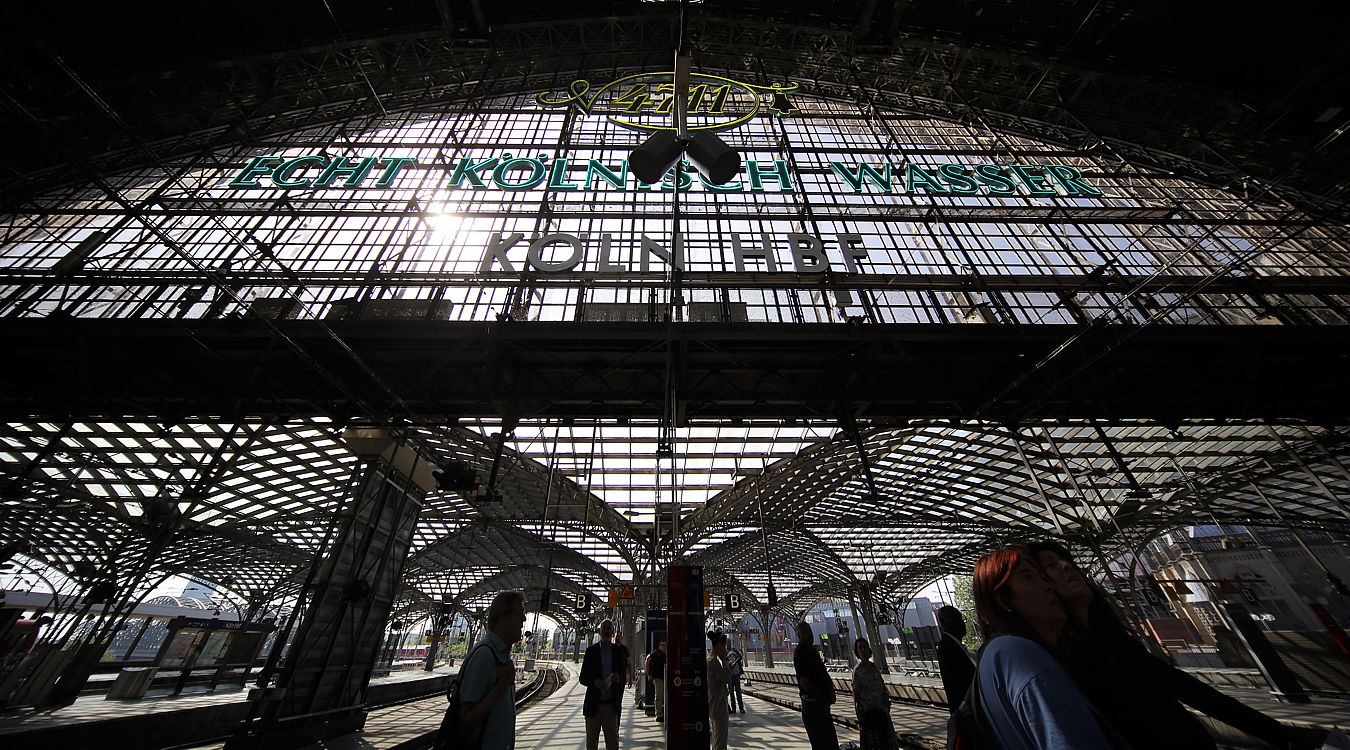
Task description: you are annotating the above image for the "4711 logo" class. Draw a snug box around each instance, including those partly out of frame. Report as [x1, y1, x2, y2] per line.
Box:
[537, 72, 799, 133]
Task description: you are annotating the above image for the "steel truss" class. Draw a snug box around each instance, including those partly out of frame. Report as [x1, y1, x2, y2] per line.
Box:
[1, 8, 1349, 630]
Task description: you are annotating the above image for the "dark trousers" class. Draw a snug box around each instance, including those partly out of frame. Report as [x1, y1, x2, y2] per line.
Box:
[801, 701, 838, 750]
[728, 675, 744, 712]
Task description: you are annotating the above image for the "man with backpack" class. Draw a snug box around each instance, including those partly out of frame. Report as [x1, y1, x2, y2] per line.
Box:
[438, 591, 527, 749]
[644, 640, 667, 722]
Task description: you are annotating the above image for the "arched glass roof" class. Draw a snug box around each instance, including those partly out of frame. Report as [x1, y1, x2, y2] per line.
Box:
[2, 71, 1348, 624]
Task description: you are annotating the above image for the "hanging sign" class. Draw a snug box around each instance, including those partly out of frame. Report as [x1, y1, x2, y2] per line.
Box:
[537, 72, 799, 133]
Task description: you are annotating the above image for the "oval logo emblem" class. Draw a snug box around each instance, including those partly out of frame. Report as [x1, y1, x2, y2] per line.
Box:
[538, 72, 798, 133]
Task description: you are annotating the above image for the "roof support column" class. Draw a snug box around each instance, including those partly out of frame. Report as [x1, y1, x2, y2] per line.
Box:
[858, 586, 889, 675]
[759, 607, 775, 668]
[227, 428, 436, 750]
[847, 587, 866, 662]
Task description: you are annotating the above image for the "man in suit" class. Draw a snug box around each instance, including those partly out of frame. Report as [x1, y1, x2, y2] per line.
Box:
[936, 605, 976, 712]
[580, 618, 629, 750]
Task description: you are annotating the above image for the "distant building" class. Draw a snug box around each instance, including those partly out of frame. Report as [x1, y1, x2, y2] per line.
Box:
[1141, 525, 1350, 644]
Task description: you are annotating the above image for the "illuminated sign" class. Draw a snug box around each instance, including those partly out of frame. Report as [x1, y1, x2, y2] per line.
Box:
[227, 153, 1100, 198]
[536, 72, 799, 132]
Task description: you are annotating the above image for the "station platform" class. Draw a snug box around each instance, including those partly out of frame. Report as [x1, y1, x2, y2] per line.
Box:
[1, 659, 1343, 749]
[0, 665, 459, 750]
[512, 666, 859, 750]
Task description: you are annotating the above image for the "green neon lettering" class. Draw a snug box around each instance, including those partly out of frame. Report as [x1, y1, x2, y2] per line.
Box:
[493, 156, 548, 190]
[974, 164, 1017, 195]
[548, 158, 580, 191]
[1009, 165, 1056, 197]
[829, 161, 893, 193]
[1044, 164, 1102, 197]
[938, 164, 979, 196]
[228, 156, 283, 188]
[747, 160, 793, 192]
[906, 164, 949, 194]
[373, 157, 417, 188]
[697, 171, 743, 192]
[273, 156, 326, 188]
[585, 160, 628, 190]
[448, 157, 497, 189]
[661, 162, 694, 192]
[314, 156, 379, 188]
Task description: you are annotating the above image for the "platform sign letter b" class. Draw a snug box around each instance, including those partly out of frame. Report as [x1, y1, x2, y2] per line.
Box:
[727, 593, 742, 612]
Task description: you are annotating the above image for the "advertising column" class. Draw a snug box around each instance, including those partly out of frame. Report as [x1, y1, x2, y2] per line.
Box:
[666, 565, 709, 750]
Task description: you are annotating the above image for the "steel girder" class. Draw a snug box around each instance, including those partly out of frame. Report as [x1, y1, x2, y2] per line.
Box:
[4, 15, 1346, 222]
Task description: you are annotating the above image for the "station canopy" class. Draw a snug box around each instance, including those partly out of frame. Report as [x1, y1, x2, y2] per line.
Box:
[1, 1, 1348, 627]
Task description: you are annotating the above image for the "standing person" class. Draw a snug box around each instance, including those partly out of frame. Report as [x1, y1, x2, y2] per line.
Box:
[706, 630, 733, 750]
[936, 605, 976, 712]
[793, 621, 839, 750]
[852, 637, 898, 750]
[644, 640, 667, 722]
[971, 545, 1125, 749]
[614, 631, 633, 689]
[450, 590, 526, 749]
[580, 618, 629, 750]
[725, 643, 746, 714]
[1030, 540, 1306, 750]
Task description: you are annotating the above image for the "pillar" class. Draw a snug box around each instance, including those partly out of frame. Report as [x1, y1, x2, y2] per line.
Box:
[760, 607, 775, 668]
[847, 589, 866, 659]
[227, 429, 436, 749]
[859, 587, 889, 674]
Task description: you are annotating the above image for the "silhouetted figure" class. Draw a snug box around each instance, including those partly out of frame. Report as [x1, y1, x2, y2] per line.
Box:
[972, 545, 1126, 749]
[852, 637, 898, 750]
[793, 621, 838, 750]
[580, 618, 628, 750]
[644, 640, 667, 722]
[706, 630, 732, 750]
[1031, 540, 1307, 750]
[936, 605, 976, 712]
[726, 645, 745, 713]
[446, 590, 525, 749]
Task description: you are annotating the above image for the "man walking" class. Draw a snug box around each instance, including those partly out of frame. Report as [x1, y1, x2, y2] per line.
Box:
[452, 591, 526, 749]
[793, 621, 838, 750]
[580, 618, 629, 750]
[644, 640, 667, 722]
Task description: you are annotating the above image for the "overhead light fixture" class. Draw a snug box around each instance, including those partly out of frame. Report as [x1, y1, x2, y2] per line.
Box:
[628, 53, 742, 186]
[685, 131, 740, 185]
[629, 130, 684, 185]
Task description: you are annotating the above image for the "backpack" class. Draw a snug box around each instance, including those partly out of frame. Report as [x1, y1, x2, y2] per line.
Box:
[945, 670, 990, 750]
[434, 644, 492, 750]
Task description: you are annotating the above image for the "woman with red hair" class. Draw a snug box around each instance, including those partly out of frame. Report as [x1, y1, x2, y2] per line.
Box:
[969, 545, 1126, 749]
[1029, 540, 1306, 749]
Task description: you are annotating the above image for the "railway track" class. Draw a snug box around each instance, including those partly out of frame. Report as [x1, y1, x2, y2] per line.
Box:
[376, 663, 567, 750]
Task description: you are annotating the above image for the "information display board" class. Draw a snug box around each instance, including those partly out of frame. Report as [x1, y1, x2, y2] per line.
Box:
[666, 565, 709, 750]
